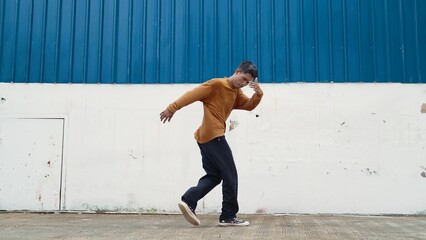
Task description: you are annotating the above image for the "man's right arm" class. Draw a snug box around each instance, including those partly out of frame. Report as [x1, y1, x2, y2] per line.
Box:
[167, 81, 212, 113]
[160, 81, 212, 123]
[160, 108, 174, 123]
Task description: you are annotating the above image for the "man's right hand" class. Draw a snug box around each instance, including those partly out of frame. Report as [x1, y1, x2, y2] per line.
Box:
[160, 108, 174, 123]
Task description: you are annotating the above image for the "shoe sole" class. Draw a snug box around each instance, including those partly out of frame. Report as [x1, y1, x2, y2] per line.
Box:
[218, 221, 250, 227]
[178, 201, 200, 226]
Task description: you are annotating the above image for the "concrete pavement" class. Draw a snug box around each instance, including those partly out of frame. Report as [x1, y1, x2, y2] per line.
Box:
[1, 212, 426, 239]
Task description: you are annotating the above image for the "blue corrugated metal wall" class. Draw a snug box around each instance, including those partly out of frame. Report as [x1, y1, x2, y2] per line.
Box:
[0, 0, 425, 84]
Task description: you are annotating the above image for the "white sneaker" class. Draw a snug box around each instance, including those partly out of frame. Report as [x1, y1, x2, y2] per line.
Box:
[178, 201, 200, 226]
[218, 217, 249, 227]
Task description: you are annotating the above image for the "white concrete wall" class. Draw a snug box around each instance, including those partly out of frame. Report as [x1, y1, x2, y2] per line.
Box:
[0, 83, 425, 214]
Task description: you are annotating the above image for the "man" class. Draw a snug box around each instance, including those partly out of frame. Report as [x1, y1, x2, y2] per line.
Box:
[160, 61, 263, 227]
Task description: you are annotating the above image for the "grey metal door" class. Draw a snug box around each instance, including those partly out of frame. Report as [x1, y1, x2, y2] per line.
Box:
[0, 118, 64, 211]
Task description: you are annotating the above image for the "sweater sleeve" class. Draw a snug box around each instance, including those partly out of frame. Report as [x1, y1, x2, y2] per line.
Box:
[167, 81, 212, 113]
[233, 90, 263, 111]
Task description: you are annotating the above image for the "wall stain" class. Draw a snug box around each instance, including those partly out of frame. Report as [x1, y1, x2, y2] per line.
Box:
[361, 168, 378, 176]
[128, 150, 137, 159]
[421, 103, 426, 113]
[421, 172, 426, 178]
[229, 120, 239, 131]
[256, 208, 267, 214]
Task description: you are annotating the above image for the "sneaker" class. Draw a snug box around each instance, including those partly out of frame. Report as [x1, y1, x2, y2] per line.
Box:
[178, 201, 200, 226]
[218, 217, 249, 227]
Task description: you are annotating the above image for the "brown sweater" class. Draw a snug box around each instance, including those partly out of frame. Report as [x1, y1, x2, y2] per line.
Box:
[167, 78, 263, 144]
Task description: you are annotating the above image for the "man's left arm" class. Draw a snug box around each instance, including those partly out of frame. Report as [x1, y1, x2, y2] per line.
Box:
[234, 82, 264, 110]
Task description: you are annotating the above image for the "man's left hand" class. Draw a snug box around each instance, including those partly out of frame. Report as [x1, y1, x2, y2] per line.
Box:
[249, 82, 263, 96]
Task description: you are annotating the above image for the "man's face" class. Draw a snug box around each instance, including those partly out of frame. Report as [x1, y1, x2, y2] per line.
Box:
[232, 71, 254, 89]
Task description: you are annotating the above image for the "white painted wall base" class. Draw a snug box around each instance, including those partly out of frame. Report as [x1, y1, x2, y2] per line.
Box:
[0, 83, 425, 214]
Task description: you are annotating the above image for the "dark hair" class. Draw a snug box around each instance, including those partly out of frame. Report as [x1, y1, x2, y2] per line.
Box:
[237, 61, 258, 79]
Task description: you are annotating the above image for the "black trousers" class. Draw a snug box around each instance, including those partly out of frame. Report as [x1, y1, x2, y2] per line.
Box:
[182, 136, 239, 221]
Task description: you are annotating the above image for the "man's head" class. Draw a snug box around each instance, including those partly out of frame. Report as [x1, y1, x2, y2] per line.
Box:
[237, 61, 258, 79]
[228, 61, 258, 89]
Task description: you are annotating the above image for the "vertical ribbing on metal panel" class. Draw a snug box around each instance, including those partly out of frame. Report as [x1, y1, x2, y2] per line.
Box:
[199, 0, 203, 82]
[256, 0, 260, 74]
[69, 0, 76, 82]
[342, 0, 347, 82]
[370, 0, 377, 81]
[141, 0, 147, 83]
[0, 0, 425, 84]
[111, 0, 117, 83]
[299, 0, 304, 81]
[85, 0, 90, 83]
[127, 0, 133, 83]
[170, 0, 175, 83]
[356, 0, 361, 82]
[55, 0, 62, 83]
[398, 0, 407, 82]
[285, 0, 289, 82]
[314, 0, 318, 82]
[97, 0, 104, 83]
[156, 0, 160, 83]
[184, 0, 188, 82]
[40, 0, 47, 82]
[243, 0, 247, 61]
[384, 0, 391, 81]
[414, 0, 421, 82]
[11, 0, 19, 81]
[0, 0, 4, 74]
[214, 0, 217, 77]
[228, 0, 232, 74]
[271, 0, 275, 83]
[327, 0, 333, 82]
[26, 0, 34, 82]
